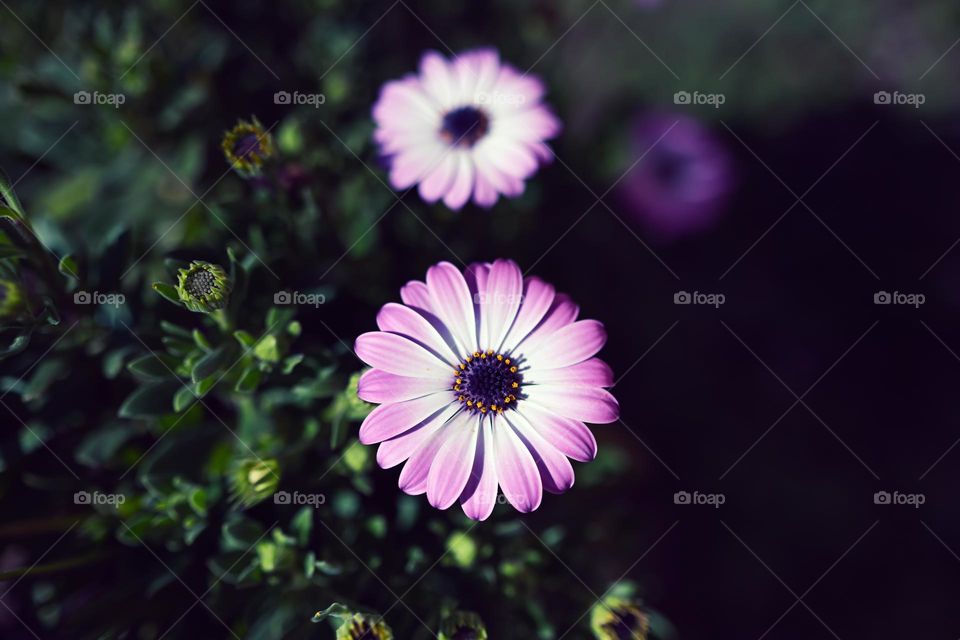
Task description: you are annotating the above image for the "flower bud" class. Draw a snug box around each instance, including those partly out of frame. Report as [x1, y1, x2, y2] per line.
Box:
[439, 611, 487, 640]
[590, 597, 649, 640]
[175, 261, 231, 313]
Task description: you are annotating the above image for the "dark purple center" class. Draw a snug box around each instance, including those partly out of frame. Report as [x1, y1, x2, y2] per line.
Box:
[441, 107, 489, 147]
[652, 149, 693, 190]
[233, 134, 261, 159]
[454, 351, 523, 413]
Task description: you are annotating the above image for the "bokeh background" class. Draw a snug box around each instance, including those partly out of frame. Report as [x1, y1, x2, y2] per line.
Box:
[2, 0, 960, 638]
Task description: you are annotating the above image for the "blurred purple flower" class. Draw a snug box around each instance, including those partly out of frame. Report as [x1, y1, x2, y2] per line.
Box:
[620, 112, 734, 241]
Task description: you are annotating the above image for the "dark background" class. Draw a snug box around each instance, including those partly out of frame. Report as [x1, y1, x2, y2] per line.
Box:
[2, 0, 960, 638]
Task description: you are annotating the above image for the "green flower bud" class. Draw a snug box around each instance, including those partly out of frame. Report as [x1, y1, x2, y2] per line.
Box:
[590, 597, 649, 640]
[0, 279, 24, 318]
[230, 458, 280, 508]
[222, 117, 274, 177]
[439, 611, 487, 640]
[336, 613, 392, 640]
[176, 261, 231, 313]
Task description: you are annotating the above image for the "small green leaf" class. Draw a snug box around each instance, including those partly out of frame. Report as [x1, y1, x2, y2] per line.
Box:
[192, 329, 212, 351]
[58, 255, 79, 279]
[173, 386, 195, 412]
[311, 603, 350, 623]
[234, 366, 261, 393]
[196, 375, 217, 396]
[127, 354, 175, 380]
[191, 345, 228, 383]
[253, 335, 280, 363]
[152, 282, 181, 306]
[233, 330, 256, 348]
[119, 382, 178, 418]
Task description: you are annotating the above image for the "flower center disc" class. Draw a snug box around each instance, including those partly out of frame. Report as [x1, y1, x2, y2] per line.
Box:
[185, 269, 217, 297]
[233, 133, 262, 159]
[440, 107, 489, 147]
[453, 350, 523, 414]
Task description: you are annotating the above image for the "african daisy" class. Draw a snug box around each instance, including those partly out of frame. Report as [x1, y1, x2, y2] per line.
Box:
[372, 49, 561, 210]
[354, 259, 619, 520]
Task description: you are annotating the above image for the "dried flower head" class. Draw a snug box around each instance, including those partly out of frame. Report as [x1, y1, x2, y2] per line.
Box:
[590, 597, 649, 640]
[222, 117, 274, 177]
[439, 611, 487, 640]
[336, 613, 393, 640]
[176, 261, 231, 313]
[230, 458, 280, 508]
[0, 279, 24, 318]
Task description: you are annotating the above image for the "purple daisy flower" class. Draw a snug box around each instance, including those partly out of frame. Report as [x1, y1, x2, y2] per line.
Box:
[372, 49, 561, 210]
[354, 259, 619, 520]
[621, 112, 734, 241]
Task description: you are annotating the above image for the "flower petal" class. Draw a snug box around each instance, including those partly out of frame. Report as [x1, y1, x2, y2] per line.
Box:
[427, 412, 479, 509]
[426, 261, 477, 356]
[443, 152, 475, 210]
[525, 385, 619, 424]
[502, 277, 555, 350]
[506, 410, 574, 495]
[523, 320, 606, 370]
[518, 403, 598, 462]
[460, 417, 499, 520]
[524, 358, 614, 387]
[512, 293, 579, 353]
[493, 418, 542, 513]
[358, 369, 449, 404]
[359, 393, 454, 444]
[376, 402, 460, 469]
[483, 259, 524, 351]
[377, 302, 459, 365]
[419, 50, 457, 109]
[419, 154, 458, 203]
[399, 424, 454, 495]
[400, 280, 434, 312]
[355, 331, 453, 379]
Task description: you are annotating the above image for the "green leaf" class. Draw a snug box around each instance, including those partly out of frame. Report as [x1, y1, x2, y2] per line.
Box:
[234, 366, 261, 393]
[253, 335, 280, 363]
[152, 282, 181, 306]
[127, 354, 175, 380]
[233, 330, 256, 348]
[311, 603, 350, 623]
[119, 382, 179, 418]
[58, 255, 79, 279]
[192, 329, 212, 351]
[222, 518, 265, 552]
[172, 386, 195, 412]
[191, 345, 228, 383]
[195, 375, 217, 396]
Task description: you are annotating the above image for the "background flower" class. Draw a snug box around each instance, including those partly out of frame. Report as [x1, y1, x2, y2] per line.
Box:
[372, 48, 560, 210]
